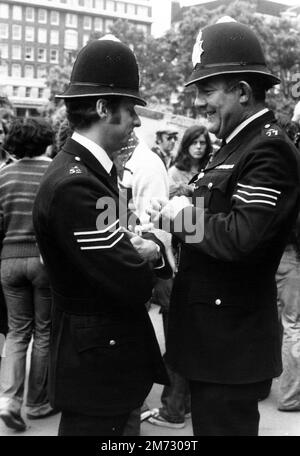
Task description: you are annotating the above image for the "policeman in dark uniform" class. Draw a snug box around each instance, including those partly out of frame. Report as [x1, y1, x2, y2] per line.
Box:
[33, 36, 170, 436]
[148, 20, 300, 435]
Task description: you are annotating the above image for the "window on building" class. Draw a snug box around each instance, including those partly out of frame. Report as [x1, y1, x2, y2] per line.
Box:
[38, 88, 44, 98]
[25, 87, 31, 97]
[12, 5, 22, 20]
[60, 0, 67, 3]
[106, 1, 115, 12]
[50, 49, 59, 63]
[50, 11, 59, 25]
[25, 46, 34, 60]
[116, 2, 125, 14]
[127, 3, 136, 15]
[24, 65, 34, 78]
[11, 63, 21, 77]
[137, 5, 148, 18]
[25, 26, 35, 41]
[0, 23, 8, 39]
[104, 19, 114, 33]
[38, 9, 47, 23]
[83, 16, 92, 29]
[38, 48, 46, 62]
[0, 3, 9, 19]
[64, 29, 78, 50]
[12, 45, 22, 60]
[13, 86, 19, 97]
[78, 0, 85, 6]
[25, 7, 35, 22]
[95, 0, 104, 10]
[94, 17, 103, 31]
[12, 25, 22, 40]
[0, 62, 8, 77]
[50, 30, 59, 45]
[82, 34, 90, 46]
[0, 43, 8, 59]
[65, 13, 78, 28]
[37, 66, 46, 78]
[38, 28, 47, 43]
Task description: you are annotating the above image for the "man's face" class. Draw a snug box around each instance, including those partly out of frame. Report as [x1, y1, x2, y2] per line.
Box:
[158, 133, 177, 154]
[195, 77, 243, 139]
[105, 98, 141, 154]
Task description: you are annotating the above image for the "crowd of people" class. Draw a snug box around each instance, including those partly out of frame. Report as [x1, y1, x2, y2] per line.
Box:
[0, 17, 300, 436]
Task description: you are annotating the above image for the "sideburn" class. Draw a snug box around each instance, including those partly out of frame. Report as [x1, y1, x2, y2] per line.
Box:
[108, 110, 121, 125]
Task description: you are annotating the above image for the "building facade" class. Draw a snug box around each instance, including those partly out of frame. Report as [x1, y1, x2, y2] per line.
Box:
[0, 0, 152, 116]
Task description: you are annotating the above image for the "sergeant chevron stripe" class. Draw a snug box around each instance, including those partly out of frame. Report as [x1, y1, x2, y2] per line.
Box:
[74, 220, 124, 250]
[232, 183, 281, 207]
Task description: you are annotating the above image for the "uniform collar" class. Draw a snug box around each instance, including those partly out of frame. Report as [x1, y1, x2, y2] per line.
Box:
[204, 110, 277, 172]
[62, 137, 119, 193]
[225, 108, 269, 144]
[72, 131, 113, 174]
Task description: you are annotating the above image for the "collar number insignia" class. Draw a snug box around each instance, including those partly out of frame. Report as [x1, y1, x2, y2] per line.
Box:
[192, 30, 204, 67]
[265, 128, 278, 137]
[69, 165, 82, 174]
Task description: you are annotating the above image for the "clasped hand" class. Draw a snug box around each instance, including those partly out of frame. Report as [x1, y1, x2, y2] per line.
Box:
[121, 226, 160, 264]
[146, 196, 193, 227]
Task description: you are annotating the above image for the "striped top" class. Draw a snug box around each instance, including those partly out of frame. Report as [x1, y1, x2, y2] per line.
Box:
[0, 157, 51, 259]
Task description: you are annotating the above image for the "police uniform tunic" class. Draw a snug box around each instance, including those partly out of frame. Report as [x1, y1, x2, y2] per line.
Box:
[166, 110, 300, 385]
[33, 137, 169, 417]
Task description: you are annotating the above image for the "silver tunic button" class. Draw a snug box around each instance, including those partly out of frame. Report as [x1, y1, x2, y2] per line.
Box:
[208, 182, 213, 190]
[215, 299, 221, 306]
[109, 339, 116, 346]
[75, 156, 81, 161]
[264, 124, 270, 128]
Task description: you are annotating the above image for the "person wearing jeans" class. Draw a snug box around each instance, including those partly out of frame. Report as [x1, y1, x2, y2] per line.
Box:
[0, 117, 54, 431]
[0, 258, 51, 417]
[276, 241, 300, 411]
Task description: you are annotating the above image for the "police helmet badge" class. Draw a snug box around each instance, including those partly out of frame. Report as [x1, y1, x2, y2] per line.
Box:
[192, 30, 204, 68]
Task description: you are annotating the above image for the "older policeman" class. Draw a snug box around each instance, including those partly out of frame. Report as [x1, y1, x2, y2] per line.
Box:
[148, 20, 300, 435]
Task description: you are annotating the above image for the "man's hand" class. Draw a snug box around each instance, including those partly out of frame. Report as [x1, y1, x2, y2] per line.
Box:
[121, 227, 160, 264]
[146, 197, 169, 224]
[147, 196, 192, 227]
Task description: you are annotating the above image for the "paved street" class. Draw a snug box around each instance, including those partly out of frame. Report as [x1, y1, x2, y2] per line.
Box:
[0, 304, 299, 437]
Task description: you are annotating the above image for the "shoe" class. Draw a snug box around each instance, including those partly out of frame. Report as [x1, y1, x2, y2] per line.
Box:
[27, 402, 59, 420]
[0, 409, 27, 431]
[147, 408, 185, 429]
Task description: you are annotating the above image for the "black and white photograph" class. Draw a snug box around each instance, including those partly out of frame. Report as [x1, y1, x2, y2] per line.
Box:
[0, 0, 300, 440]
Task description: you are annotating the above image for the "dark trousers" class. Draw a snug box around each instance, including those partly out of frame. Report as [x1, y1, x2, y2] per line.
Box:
[58, 408, 140, 436]
[159, 309, 190, 423]
[189, 379, 272, 436]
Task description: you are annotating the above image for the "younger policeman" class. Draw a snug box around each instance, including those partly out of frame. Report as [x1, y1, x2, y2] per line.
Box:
[33, 37, 170, 436]
[148, 20, 300, 435]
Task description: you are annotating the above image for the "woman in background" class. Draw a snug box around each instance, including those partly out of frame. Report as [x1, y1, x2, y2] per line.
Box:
[168, 124, 213, 199]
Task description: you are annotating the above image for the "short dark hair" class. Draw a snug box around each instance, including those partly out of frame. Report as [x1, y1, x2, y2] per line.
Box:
[65, 96, 123, 130]
[175, 125, 212, 172]
[223, 73, 268, 103]
[3, 117, 53, 159]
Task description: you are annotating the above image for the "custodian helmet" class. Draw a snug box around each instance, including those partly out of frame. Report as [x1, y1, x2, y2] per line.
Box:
[186, 20, 280, 89]
[56, 36, 146, 106]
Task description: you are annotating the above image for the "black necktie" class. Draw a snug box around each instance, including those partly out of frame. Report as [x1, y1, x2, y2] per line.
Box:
[110, 164, 118, 185]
